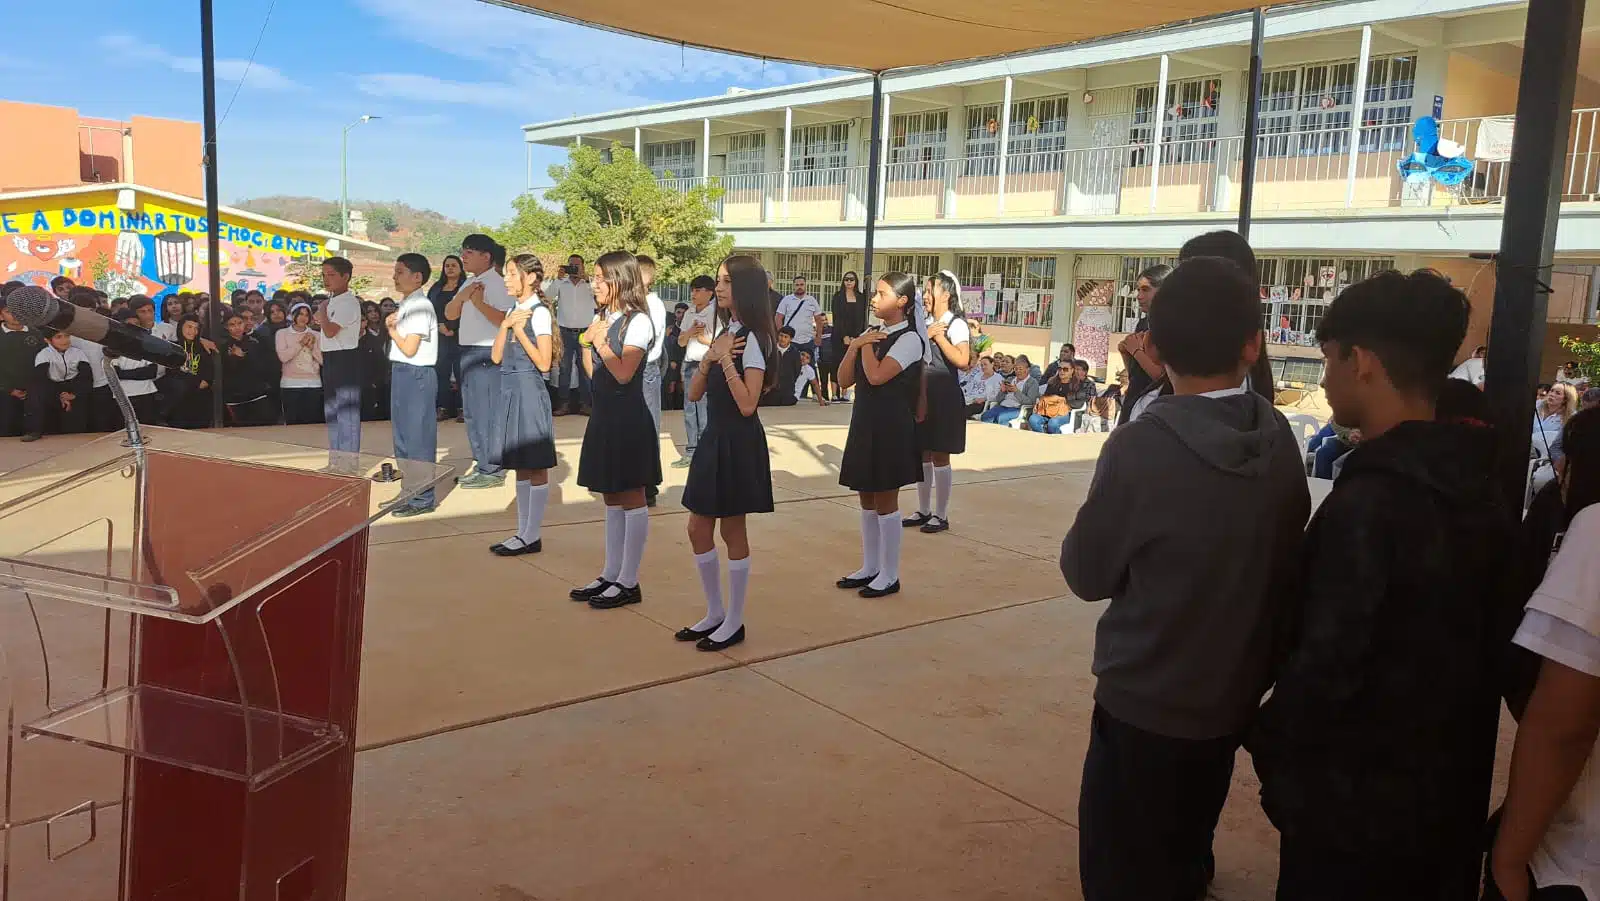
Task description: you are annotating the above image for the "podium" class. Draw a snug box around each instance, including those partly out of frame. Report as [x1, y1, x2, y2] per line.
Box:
[0, 428, 450, 900]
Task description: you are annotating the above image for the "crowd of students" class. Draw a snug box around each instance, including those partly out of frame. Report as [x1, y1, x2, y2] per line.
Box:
[1062, 229, 1600, 901]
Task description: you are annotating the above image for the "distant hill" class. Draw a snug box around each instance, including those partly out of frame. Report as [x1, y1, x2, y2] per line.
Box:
[231, 195, 481, 255]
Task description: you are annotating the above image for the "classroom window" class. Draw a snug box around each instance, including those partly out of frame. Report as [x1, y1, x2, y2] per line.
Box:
[954, 254, 1056, 328]
[773, 252, 848, 312]
[645, 140, 697, 180]
[889, 111, 949, 181]
[725, 132, 766, 176]
[790, 122, 852, 187]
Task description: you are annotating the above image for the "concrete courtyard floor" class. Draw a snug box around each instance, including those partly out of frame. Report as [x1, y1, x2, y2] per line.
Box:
[0, 404, 1500, 901]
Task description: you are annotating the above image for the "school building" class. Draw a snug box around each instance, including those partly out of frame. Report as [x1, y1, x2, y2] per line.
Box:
[521, 0, 1600, 384]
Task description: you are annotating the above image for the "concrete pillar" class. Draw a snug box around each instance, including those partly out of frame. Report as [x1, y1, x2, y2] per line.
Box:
[1150, 55, 1169, 212]
[998, 76, 1014, 215]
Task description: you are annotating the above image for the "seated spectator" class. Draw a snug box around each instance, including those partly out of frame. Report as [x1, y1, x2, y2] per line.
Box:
[1029, 359, 1097, 434]
[219, 311, 278, 426]
[22, 330, 92, 441]
[980, 353, 1038, 426]
[1585, 387, 1600, 412]
[961, 355, 991, 418]
[1042, 343, 1080, 384]
[795, 349, 826, 407]
[1448, 345, 1487, 387]
[1079, 370, 1127, 433]
[760, 326, 804, 407]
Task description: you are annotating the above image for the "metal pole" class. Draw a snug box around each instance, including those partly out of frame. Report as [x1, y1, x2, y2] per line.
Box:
[1238, 7, 1267, 238]
[877, 91, 892, 215]
[1150, 54, 1169, 212]
[863, 74, 885, 285]
[341, 126, 349, 235]
[1344, 25, 1373, 207]
[200, 0, 225, 429]
[998, 76, 1014, 215]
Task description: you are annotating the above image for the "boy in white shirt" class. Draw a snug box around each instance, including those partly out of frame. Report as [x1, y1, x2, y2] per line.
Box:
[23, 330, 92, 440]
[315, 256, 364, 471]
[386, 253, 440, 517]
[673, 275, 718, 467]
[447, 235, 515, 488]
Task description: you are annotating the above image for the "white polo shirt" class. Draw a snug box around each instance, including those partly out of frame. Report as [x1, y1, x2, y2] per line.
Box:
[777, 292, 819, 344]
[682, 302, 718, 365]
[552, 277, 597, 331]
[388, 289, 438, 368]
[318, 291, 362, 353]
[645, 291, 668, 365]
[69, 337, 109, 388]
[35, 344, 91, 382]
[458, 269, 515, 347]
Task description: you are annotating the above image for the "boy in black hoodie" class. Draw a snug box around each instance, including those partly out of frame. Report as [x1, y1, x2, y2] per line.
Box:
[1062, 257, 1310, 901]
[1249, 269, 1516, 899]
[0, 289, 44, 437]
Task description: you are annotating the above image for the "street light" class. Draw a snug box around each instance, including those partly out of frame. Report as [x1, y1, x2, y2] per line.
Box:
[341, 114, 379, 236]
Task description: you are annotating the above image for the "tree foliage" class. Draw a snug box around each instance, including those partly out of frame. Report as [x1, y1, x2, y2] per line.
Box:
[1559, 333, 1600, 379]
[494, 143, 732, 285]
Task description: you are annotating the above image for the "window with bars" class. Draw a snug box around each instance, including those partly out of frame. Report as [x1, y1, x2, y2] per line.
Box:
[1360, 55, 1416, 152]
[1129, 78, 1222, 166]
[1107, 255, 1176, 330]
[963, 104, 1002, 176]
[725, 132, 766, 176]
[790, 122, 851, 187]
[954, 254, 1056, 328]
[1257, 256, 1395, 345]
[772, 252, 848, 312]
[890, 111, 949, 181]
[885, 254, 944, 287]
[1008, 95, 1070, 172]
[1256, 56, 1412, 158]
[645, 140, 697, 179]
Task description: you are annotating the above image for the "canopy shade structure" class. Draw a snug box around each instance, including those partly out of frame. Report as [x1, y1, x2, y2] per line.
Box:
[480, 0, 1255, 71]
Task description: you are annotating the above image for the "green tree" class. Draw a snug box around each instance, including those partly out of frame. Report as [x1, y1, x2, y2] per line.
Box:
[308, 210, 344, 234]
[494, 143, 731, 285]
[367, 206, 399, 235]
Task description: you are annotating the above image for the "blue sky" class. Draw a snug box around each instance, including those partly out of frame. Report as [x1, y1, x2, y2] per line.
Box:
[4, 0, 836, 225]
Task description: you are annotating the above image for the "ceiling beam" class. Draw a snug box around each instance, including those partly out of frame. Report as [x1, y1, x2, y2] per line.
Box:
[1374, 17, 1444, 47]
[1440, 6, 1600, 48]
[1015, 69, 1086, 92]
[1170, 46, 1247, 71]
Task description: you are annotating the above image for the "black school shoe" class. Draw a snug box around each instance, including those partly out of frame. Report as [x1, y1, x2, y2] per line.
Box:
[675, 623, 719, 641]
[836, 573, 877, 589]
[569, 579, 610, 601]
[901, 512, 931, 528]
[696, 625, 745, 651]
[920, 516, 950, 534]
[859, 581, 900, 598]
[589, 583, 642, 609]
[490, 538, 541, 556]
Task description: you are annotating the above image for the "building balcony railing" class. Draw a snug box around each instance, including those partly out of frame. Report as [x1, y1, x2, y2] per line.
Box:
[647, 109, 1600, 228]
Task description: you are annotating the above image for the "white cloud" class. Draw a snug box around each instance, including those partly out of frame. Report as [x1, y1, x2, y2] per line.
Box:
[98, 34, 298, 91]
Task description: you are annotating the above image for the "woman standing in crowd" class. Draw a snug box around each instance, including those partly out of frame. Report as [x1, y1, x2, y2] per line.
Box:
[165, 315, 215, 428]
[835, 271, 926, 598]
[1488, 408, 1600, 901]
[277, 302, 324, 425]
[676, 254, 777, 652]
[488, 254, 559, 557]
[156, 294, 184, 340]
[904, 270, 970, 534]
[570, 251, 660, 609]
[1537, 383, 1580, 464]
[218, 310, 277, 425]
[429, 254, 466, 422]
[359, 300, 391, 421]
[829, 272, 868, 402]
[1117, 263, 1170, 424]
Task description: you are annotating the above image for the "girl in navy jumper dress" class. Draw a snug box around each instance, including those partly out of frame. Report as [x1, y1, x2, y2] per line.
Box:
[488, 254, 559, 557]
[675, 255, 778, 652]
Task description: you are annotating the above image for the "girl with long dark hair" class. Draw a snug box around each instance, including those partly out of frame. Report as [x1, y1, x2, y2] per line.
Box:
[675, 255, 778, 651]
[359, 300, 391, 421]
[834, 271, 926, 598]
[488, 254, 560, 557]
[828, 271, 868, 401]
[904, 269, 971, 534]
[1117, 262, 1170, 424]
[429, 254, 466, 420]
[570, 251, 660, 609]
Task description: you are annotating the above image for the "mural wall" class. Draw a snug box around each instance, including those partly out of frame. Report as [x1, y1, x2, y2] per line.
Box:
[0, 194, 329, 300]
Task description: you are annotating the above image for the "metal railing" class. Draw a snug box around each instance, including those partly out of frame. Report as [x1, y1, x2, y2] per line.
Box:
[638, 108, 1600, 225]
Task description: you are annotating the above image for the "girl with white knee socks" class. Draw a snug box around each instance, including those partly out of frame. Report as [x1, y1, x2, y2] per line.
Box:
[675, 255, 777, 651]
[903, 269, 970, 535]
[488, 254, 558, 557]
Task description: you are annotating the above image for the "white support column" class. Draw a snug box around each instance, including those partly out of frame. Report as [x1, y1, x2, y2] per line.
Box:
[701, 118, 711, 181]
[998, 76, 1014, 215]
[877, 93, 892, 213]
[633, 127, 641, 159]
[1150, 55, 1169, 212]
[1345, 26, 1373, 207]
[782, 106, 793, 220]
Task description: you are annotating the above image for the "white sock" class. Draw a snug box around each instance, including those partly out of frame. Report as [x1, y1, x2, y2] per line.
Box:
[869, 512, 901, 590]
[598, 505, 625, 584]
[710, 556, 749, 642]
[520, 482, 548, 544]
[915, 462, 933, 516]
[691, 549, 724, 632]
[933, 466, 952, 520]
[848, 508, 880, 580]
[617, 506, 649, 589]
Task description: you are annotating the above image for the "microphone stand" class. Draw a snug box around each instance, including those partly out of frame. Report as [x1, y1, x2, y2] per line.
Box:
[102, 356, 146, 460]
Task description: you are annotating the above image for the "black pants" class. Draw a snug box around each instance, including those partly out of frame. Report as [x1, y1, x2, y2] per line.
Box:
[226, 395, 279, 427]
[89, 384, 123, 432]
[24, 383, 89, 436]
[0, 393, 23, 437]
[819, 360, 839, 398]
[1079, 703, 1239, 901]
[281, 387, 325, 425]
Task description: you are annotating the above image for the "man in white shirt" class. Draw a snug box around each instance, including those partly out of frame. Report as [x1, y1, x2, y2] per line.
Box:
[113, 297, 162, 425]
[1448, 344, 1486, 387]
[637, 255, 669, 506]
[386, 253, 440, 516]
[550, 253, 596, 415]
[776, 276, 821, 366]
[446, 234, 515, 488]
[315, 256, 364, 470]
[673, 275, 718, 468]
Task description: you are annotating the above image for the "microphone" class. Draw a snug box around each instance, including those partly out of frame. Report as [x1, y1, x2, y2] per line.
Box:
[7, 286, 187, 369]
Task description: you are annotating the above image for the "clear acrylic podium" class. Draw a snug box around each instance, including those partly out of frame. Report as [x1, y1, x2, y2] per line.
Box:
[0, 428, 450, 900]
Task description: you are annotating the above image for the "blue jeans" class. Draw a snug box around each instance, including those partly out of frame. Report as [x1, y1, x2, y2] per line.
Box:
[682, 361, 707, 454]
[557, 326, 592, 409]
[458, 345, 503, 477]
[390, 362, 438, 509]
[981, 406, 1021, 426]
[1028, 412, 1079, 434]
[321, 349, 363, 468]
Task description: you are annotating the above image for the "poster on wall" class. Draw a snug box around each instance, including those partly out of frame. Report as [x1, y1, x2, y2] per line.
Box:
[982, 273, 1003, 292]
[1072, 279, 1117, 369]
[1017, 291, 1040, 313]
[1002, 287, 1017, 304]
[960, 287, 984, 314]
[982, 290, 1000, 316]
[1318, 265, 1337, 288]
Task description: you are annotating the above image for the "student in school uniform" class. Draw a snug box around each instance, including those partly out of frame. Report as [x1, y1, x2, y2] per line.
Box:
[569, 251, 661, 610]
[60, 288, 117, 432]
[23, 330, 93, 440]
[675, 254, 779, 652]
[112, 296, 164, 427]
[759, 327, 804, 407]
[386, 253, 441, 518]
[0, 291, 45, 437]
[636, 255, 669, 507]
[672, 275, 719, 468]
[795, 350, 826, 407]
[487, 254, 559, 552]
[903, 269, 971, 534]
[834, 271, 926, 598]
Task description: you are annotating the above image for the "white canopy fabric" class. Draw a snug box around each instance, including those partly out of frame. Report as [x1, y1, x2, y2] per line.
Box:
[483, 0, 1255, 71]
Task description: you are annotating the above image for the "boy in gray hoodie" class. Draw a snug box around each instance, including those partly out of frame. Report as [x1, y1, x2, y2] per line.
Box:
[1061, 256, 1310, 901]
